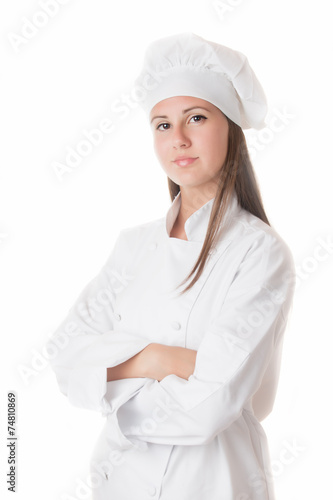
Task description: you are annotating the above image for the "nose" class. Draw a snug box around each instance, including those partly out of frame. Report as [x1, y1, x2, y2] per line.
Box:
[172, 125, 191, 149]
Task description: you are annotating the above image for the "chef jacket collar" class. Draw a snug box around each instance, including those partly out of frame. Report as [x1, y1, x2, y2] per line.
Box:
[165, 189, 239, 242]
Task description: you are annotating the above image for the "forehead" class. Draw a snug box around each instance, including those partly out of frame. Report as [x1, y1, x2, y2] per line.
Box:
[150, 96, 217, 117]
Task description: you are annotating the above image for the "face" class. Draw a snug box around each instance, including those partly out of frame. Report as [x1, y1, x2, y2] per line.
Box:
[150, 96, 229, 197]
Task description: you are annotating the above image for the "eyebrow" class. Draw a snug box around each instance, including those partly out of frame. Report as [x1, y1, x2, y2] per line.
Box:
[150, 106, 211, 124]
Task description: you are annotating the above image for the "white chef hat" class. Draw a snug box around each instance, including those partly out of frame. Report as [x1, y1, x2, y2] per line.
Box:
[135, 32, 267, 130]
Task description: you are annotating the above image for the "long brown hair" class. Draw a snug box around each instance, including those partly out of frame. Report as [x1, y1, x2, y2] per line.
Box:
[168, 116, 270, 295]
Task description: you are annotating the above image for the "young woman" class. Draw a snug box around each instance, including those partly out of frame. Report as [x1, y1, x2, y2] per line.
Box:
[47, 33, 295, 499]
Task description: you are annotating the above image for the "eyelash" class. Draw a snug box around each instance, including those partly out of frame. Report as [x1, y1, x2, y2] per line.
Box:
[155, 114, 207, 131]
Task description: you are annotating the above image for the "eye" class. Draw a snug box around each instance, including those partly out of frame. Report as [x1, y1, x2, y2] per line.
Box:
[156, 122, 170, 131]
[189, 114, 207, 123]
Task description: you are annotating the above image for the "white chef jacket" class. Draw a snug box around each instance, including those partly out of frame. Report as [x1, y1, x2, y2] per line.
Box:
[47, 190, 295, 500]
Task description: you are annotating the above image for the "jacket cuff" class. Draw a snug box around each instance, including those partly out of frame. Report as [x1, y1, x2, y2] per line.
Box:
[67, 365, 109, 413]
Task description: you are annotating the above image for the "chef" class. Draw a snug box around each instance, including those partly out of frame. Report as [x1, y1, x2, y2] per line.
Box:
[47, 33, 296, 499]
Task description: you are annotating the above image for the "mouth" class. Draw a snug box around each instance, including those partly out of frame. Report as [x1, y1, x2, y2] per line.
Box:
[172, 157, 198, 167]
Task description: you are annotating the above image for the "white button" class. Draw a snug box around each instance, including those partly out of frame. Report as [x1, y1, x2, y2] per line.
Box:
[114, 313, 121, 321]
[148, 485, 156, 496]
[171, 321, 181, 330]
[148, 242, 157, 250]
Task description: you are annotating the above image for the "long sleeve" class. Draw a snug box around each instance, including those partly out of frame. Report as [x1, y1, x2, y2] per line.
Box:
[46, 230, 152, 414]
[116, 231, 296, 446]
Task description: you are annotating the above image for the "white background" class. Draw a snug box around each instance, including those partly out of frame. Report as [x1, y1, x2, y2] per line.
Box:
[0, 0, 332, 498]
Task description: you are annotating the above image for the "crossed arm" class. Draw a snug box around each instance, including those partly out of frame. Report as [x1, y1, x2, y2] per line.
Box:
[107, 344, 197, 383]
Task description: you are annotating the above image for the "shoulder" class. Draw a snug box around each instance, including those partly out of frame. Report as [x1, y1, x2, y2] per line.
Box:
[224, 208, 295, 288]
[233, 207, 293, 260]
[101, 215, 165, 272]
[114, 215, 165, 253]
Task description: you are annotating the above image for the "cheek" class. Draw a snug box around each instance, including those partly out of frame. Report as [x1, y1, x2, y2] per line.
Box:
[201, 129, 228, 165]
[153, 138, 162, 160]
[154, 137, 169, 164]
[216, 133, 229, 161]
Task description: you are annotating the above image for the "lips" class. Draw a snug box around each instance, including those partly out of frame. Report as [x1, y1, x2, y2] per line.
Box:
[172, 157, 198, 167]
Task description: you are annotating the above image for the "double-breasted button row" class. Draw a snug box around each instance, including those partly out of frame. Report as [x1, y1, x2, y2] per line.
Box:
[114, 314, 182, 331]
